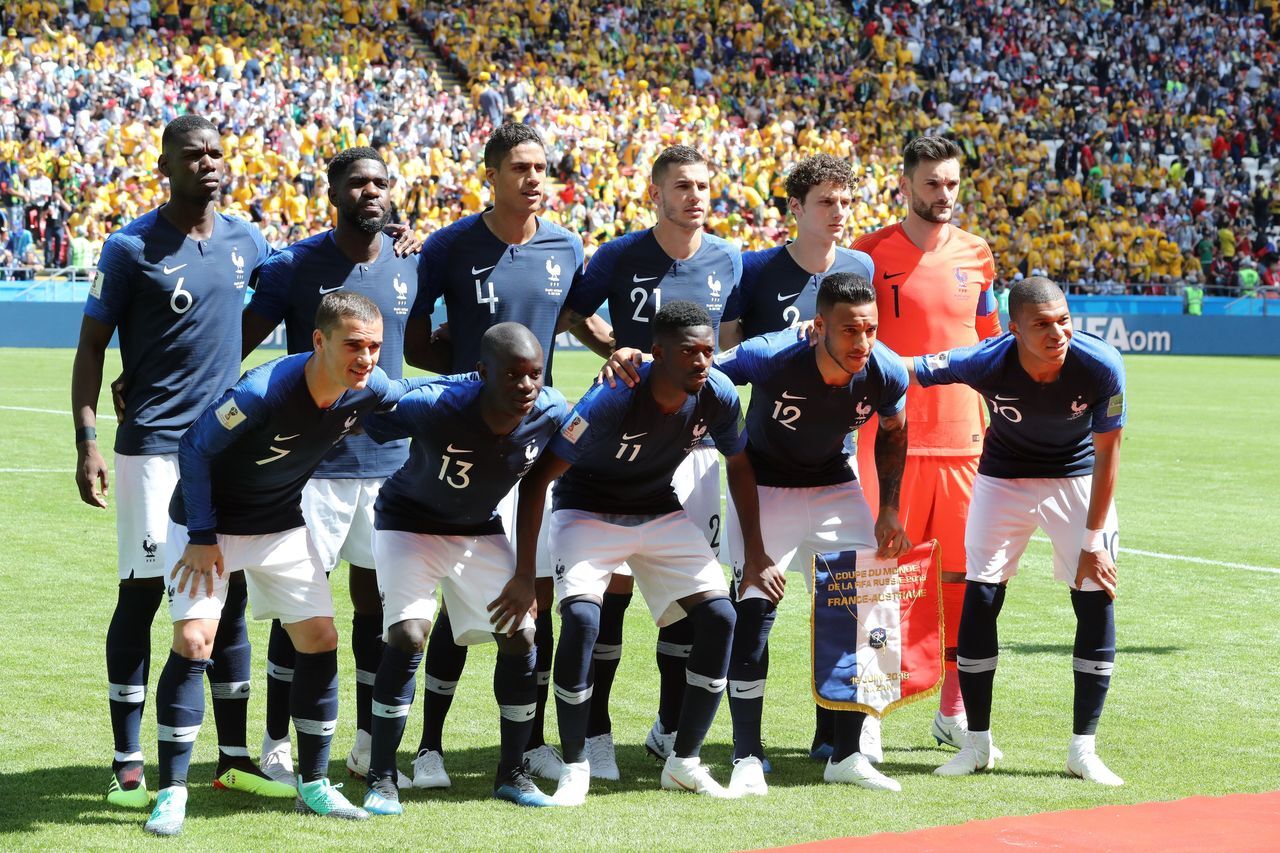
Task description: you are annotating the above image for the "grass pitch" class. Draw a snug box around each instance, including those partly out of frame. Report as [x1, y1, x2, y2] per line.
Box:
[0, 348, 1277, 849]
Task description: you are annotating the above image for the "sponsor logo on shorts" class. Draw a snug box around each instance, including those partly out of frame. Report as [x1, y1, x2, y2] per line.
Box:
[554, 560, 566, 580]
[143, 536, 158, 562]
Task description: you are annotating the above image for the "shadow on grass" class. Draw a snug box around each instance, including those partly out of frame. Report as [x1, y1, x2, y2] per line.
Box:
[1002, 643, 1182, 656]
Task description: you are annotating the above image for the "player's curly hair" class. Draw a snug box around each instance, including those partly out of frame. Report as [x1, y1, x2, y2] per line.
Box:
[327, 146, 386, 186]
[653, 300, 713, 339]
[484, 122, 545, 170]
[161, 114, 216, 150]
[315, 291, 382, 337]
[785, 154, 857, 203]
[903, 135, 963, 176]
[652, 145, 709, 185]
[816, 272, 875, 313]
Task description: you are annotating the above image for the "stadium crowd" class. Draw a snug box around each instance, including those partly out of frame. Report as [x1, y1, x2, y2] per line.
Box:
[2, 0, 1279, 296]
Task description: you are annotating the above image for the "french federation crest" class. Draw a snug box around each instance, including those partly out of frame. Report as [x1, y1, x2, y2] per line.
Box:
[811, 541, 943, 718]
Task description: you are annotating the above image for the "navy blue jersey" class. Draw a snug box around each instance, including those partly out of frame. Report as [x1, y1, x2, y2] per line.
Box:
[716, 332, 907, 488]
[364, 376, 570, 535]
[248, 230, 421, 478]
[417, 212, 584, 374]
[550, 364, 746, 515]
[722, 246, 875, 338]
[85, 210, 272, 455]
[914, 331, 1126, 479]
[565, 229, 742, 350]
[170, 355, 427, 543]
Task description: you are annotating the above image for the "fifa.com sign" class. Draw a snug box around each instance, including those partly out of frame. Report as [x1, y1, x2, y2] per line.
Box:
[1075, 315, 1280, 356]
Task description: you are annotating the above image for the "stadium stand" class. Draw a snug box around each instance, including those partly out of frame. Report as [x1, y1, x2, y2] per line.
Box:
[0, 0, 1278, 302]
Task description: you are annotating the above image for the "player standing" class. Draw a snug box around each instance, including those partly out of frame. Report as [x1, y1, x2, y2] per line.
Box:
[358, 324, 570, 815]
[853, 135, 1003, 755]
[558, 146, 742, 774]
[71, 115, 276, 808]
[242, 147, 421, 788]
[905, 277, 1126, 786]
[143, 293, 429, 835]
[516, 301, 769, 803]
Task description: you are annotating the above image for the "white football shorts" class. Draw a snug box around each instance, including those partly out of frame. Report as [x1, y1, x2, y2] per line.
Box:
[301, 476, 383, 572]
[114, 452, 179, 580]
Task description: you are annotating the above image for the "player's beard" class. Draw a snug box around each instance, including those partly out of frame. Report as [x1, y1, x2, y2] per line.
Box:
[910, 194, 952, 224]
[345, 206, 391, 235]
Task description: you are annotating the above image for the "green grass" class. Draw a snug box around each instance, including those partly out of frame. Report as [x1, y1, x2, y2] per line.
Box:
[1, 349, 1278, 849]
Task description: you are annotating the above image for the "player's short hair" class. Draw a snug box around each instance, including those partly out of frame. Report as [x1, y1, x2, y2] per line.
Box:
[785, 154, 856, 203]
[315, 291, 382, 337]
[161, 114, 216, 151]
[816, 272, 876, 313]
[651, 145, 709, 185]
[653, 300, 713, 340]
[480, 322, 542, 367]
[902, 135, 963, 177]
[484, 123, 545, 170]
[1008, 276, 1066, 321]
[327, 146, 386, 186]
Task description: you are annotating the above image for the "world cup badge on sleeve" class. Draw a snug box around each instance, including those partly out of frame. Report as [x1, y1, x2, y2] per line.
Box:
[810, 541, 943, 719]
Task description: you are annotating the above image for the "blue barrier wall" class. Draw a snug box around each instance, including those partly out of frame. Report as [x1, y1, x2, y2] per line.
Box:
[4, 302, 1278, 355]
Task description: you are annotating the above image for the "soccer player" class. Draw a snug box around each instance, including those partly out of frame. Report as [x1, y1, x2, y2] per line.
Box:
[71, 115, 275, 808]
[403, 122, 610, 787]
[516, 301, 769, 804]
[905, 277, 1126, 786]
[719, 152, 875, 763]
[143, 293, 428, 835]
[557, 146, 743, 774]
[853, 135, 1003, 754]
[357, 323, 570, 815]
[241, 147, 421, 789]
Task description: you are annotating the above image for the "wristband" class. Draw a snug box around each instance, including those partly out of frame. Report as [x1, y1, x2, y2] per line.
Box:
[75, 426, 97, 444]
[1081, 529, 1105, 553]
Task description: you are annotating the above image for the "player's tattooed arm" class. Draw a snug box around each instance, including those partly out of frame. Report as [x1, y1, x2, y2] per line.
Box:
[556, 305, 615, 359]
[873, 410, 911, 558]
[71, 316, 115, 508]
[1076, 428, 1122, 599]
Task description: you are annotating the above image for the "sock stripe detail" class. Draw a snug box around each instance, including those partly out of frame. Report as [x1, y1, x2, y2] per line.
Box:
[108, 683, 146, 703]
[592, 643, 623, 661]
[219, 745, 250, 758]
[536, 670, 551, 686]
[686, 671, 728, 693]
[728, 679, 766, 699]
[957, 655, 999, 673]
[425, 676, 459, 695]
[499, 702, 537, 722]
[293, 717, 337, 737]
[1072, 658, 1115, 675]
[355, 669, 376, 686]
[209, 681, 251, 699]
[158, 724, 201, 743]
[115, 750, 145, 763]
[656, 641, 692, 658]
[266, 662, 294, 682]
[372, 701, 413, 719]
[553, 684, 593, 705]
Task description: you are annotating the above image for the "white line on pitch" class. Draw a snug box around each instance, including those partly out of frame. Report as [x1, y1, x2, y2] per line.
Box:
[0, 405, 67, 415]
[1030, 535, 1279, 575]
[0, 468, 66, 473]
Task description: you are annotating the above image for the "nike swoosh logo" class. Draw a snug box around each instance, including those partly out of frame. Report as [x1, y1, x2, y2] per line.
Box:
[162, 264, 188, 275]
[632, 275, 658, 283]
[882, 271, 906, 280]
[274, 434, 300, 441]
[1093, 665, 1110, 672]
[471, 264, 497, 276]
[665, 772, 696, 792]
[780, 392, 805, 400]
[318, 285, 344, 294]
[445, 444, 472, 453]
[993, 395, 1019, 401]
[621, 432, 647, 440]
[776, 291, 801, 301]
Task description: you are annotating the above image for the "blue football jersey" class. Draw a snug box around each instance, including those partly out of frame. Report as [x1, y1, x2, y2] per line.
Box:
[550, 363, 746, 515]
[416, 213, 584, 374]
[85, 210, 272, 455]
[913, 331, 1126, 478]
[363, 376, 570, 535]
[722, 245, 875, 338]
[248, 230, 422, 478]
[170, 355, 427, 542]
[716, 331, 907, 488]
[564, 229, 742, 350]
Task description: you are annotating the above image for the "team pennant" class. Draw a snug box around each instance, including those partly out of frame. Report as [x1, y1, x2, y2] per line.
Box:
[811, 541, 943, 718]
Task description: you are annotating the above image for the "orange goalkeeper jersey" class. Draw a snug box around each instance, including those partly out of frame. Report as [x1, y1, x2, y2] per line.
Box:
[853, 223, 1002, 456]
